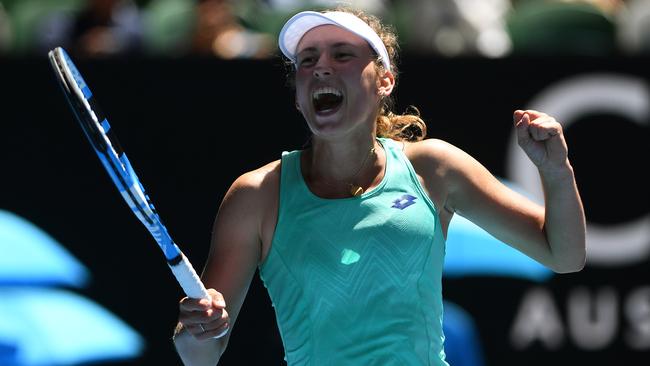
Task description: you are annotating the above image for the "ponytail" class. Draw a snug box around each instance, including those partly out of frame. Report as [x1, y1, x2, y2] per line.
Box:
[376, 106, 427, 142]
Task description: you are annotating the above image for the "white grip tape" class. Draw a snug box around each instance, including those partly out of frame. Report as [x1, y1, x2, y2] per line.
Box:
[169, 254, 211, 301]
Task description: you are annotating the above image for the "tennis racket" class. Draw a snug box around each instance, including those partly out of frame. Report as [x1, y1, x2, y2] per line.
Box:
[48, 47, 210, 302]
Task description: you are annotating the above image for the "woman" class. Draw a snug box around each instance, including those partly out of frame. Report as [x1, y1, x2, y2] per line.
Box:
[172, 7, 586, 366]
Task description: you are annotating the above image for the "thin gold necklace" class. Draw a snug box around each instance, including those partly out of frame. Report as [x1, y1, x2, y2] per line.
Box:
[315, 145, 377, 197]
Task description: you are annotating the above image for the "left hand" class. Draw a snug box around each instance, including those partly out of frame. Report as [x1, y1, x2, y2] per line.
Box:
[514, 109, 569, 173]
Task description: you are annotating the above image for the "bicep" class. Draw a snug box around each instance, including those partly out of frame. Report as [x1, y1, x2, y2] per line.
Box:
[200, 177, 264, 341]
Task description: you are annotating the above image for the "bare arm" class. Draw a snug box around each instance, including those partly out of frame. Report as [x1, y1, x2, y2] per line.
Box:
[411, 110, 586, 273]
[513, 109, 586, 272]
[173, 163, 279, 365]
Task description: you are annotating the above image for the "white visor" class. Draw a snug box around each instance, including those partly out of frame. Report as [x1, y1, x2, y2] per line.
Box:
[278, 11, 391, 72]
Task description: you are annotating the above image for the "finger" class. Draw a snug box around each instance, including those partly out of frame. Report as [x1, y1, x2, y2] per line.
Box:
[201, 323, 230, 338]
[522, 109, 548, 120]
[529, 119, 562, 141]
[513, 109, 527, 123]
[196, 309, 230, 340]
[180, 288, 226, 311]
[207, 289, 227, 309]
[179, 296, 211, 312]
[533, 119, 561, 134]
[179, 311, 209, 325]
[189, 323, 207, 337]
[515, 113, 532, 143]
[180, 305, 224, 323]
[204, 308, 229, 328]
[196, 321, 230, 340]
[181, 314, 224, 338]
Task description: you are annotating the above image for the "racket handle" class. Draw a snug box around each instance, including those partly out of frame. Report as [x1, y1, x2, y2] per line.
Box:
[168, 253, 211, 301]
[170, 254, 230, 340]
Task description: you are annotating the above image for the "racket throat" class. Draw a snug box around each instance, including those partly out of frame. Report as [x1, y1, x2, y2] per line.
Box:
[167, 254, 183, 266]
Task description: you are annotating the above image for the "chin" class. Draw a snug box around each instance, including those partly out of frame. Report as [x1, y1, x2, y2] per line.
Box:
[305, 111, 345, 133]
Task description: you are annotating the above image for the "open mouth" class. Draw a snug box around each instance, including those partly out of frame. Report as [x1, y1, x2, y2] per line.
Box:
[312, 87, 343, 114]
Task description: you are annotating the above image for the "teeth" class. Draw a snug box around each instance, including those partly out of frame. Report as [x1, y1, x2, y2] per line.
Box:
[312, 87, 342, 99]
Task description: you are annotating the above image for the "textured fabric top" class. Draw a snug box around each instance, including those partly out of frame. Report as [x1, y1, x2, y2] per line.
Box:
[259, 138, 448, 366]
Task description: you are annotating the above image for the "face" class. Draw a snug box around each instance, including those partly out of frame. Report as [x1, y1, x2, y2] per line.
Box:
[294, 25, 392, 139]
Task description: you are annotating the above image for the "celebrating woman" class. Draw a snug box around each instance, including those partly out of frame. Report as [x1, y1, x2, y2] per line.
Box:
[172, 7, 586, 366]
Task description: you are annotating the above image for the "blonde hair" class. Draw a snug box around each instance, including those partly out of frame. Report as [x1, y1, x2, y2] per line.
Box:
[342, 7, 427, 142]
[285, 7, 427, 142]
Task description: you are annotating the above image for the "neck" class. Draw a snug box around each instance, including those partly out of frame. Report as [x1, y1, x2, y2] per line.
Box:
[304, 137, 384, 197]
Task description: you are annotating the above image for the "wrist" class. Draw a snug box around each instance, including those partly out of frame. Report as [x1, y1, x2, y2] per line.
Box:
[538, 159, 575, 182]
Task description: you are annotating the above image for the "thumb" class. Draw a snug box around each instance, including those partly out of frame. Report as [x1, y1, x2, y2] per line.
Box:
[513, 109, 526, 124]
[515, 113, 532, 143]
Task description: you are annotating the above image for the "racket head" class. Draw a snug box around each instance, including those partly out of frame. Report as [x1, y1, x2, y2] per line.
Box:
[48, 47, 130, 190]
[48, 47, 181, 262]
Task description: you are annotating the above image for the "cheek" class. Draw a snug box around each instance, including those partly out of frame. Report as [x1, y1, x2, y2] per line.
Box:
[350, 70, 380, 103]
[360, 66, 380, 92]
[295, 71, 311, 98]
[295, 68, 312, 86]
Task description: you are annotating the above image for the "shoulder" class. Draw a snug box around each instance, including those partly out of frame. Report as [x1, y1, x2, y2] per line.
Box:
[222, 160, 282, 253]
[228, 159, 282, 201]
[401, 138, 473, 177]
[402, 138, 456, 158]
[402, 138, 489, 203]
[215, 160, 282, 245]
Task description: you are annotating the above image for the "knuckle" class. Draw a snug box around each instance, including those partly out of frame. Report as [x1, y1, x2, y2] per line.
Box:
[208, 309, 222, 320]
[208, 288, 225, 301]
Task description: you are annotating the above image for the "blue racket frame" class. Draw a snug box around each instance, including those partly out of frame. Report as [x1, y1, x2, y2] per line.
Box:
[48, 47, 210, 301]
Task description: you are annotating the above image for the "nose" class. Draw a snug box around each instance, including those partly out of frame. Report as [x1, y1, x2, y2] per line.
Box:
[313, 56, 333, 78]
[313, 68, 332, 78]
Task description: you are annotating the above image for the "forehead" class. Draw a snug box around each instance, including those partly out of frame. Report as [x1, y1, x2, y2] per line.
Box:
[296, 24, 371, 54]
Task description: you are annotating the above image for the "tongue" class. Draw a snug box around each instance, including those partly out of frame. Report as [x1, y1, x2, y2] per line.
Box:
[314, 94, 343, 112]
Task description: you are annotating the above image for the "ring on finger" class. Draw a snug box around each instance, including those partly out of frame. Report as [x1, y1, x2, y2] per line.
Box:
[199, 323, 206, 332]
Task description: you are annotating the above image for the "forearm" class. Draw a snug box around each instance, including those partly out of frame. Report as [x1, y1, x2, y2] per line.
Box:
[173, 323, 225, 366]
[540, 162, 586, 273]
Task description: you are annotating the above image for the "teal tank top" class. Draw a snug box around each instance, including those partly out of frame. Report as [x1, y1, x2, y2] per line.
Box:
[259, 138, 448, 365]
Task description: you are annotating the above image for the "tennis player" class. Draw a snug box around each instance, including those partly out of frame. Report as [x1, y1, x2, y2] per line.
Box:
[172, 7, 586, 365]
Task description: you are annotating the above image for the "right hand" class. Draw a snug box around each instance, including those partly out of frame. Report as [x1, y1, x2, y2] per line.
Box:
[178, 288, 230, 340]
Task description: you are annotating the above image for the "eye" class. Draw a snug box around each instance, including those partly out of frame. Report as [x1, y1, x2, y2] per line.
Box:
[335, 52, 353, 60]
[298, 56, 316, 67]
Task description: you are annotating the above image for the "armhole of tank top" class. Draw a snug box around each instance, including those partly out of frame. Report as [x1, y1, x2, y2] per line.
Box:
[389, 141, 442, 219]
[396, 146, 448, 256]
[259, 150, 293, 270]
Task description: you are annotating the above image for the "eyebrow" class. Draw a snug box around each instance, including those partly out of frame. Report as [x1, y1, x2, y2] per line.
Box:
[297, 42, 360, 56]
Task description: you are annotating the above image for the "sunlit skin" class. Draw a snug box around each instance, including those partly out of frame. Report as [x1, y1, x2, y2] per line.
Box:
[295, 25, 380, 137]
[173, 16, 586, 366]
[294, 25, 395, 186]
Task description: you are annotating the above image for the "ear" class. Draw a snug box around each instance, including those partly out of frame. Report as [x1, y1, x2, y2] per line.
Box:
[377, 69, 395, 97]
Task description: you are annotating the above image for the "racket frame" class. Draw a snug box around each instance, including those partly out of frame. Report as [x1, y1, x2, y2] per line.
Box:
[48, 47, 210, 301]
